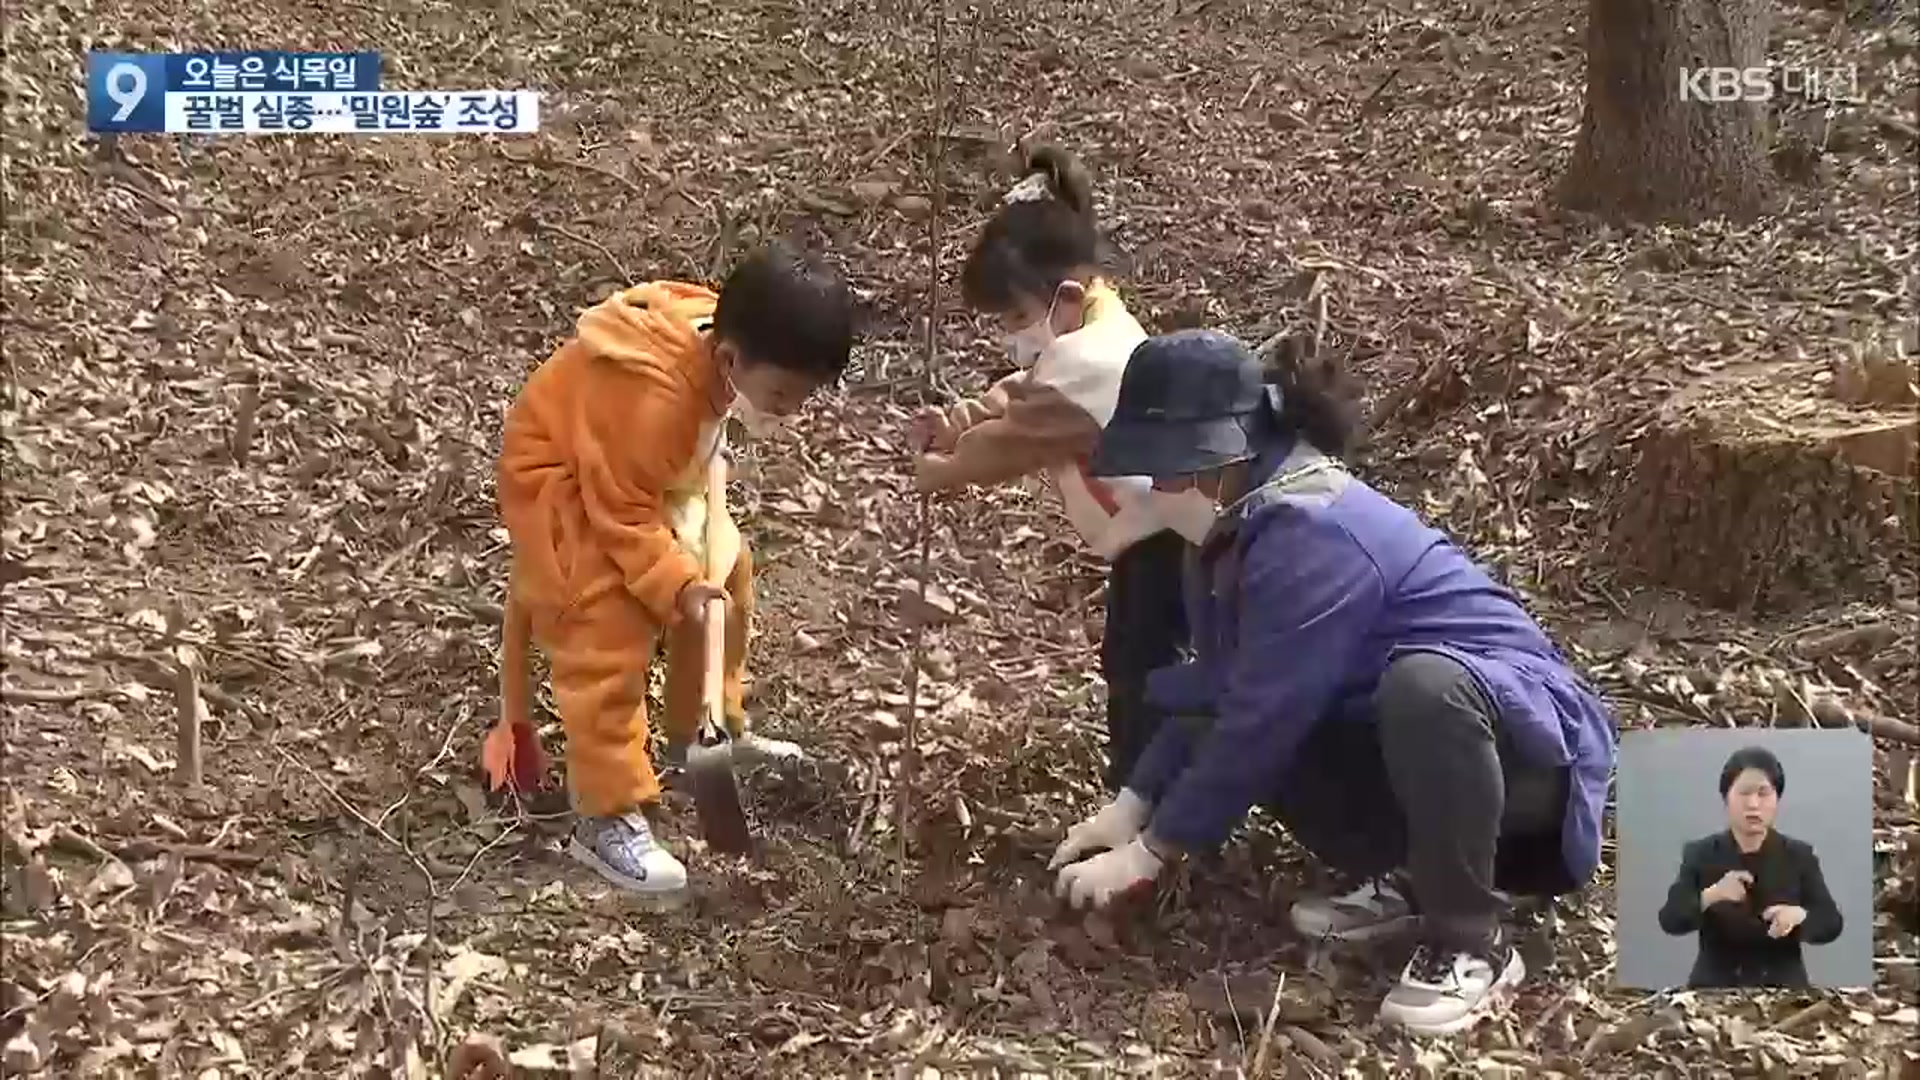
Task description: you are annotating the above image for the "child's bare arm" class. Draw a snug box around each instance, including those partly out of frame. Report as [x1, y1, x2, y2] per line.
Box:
[916, 380, 1098, 491]
[914, 371, 1020, 453]
[971, 371, 1024, 418]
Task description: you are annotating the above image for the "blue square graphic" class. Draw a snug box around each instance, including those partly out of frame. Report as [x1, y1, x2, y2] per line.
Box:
[87, 52, 169, 134]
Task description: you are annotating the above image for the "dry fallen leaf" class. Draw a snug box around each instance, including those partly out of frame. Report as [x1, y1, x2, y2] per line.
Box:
[446, 1033, 509, 1079]
[1, 1029, 44, 1074]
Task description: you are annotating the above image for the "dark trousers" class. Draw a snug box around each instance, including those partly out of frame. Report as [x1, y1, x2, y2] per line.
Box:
[1102, 529, 1191, 792]
[1264, 651, 1572, 949]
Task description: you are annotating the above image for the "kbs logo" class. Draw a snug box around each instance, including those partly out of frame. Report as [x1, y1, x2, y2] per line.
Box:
[1679, 65, 1862, 104]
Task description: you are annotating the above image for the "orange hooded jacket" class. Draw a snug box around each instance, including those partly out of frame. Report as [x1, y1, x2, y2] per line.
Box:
[485, 282, 733, 799]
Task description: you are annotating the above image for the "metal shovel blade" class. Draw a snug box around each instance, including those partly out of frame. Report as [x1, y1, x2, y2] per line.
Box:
[684, 740, 753, 854]
[686, 456, 754, 856]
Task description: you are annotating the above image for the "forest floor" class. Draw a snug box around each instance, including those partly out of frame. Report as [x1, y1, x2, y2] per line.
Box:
[2, 0, 1917, 1076]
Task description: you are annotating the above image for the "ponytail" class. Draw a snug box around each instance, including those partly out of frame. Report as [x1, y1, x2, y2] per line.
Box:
[1260, 331, 1364, 458]
[1020, 144, 1094, 219]
[959, 143, 1101, 312]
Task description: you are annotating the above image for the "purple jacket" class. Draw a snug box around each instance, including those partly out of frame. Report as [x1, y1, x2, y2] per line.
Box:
[1127, 444, 1615, 890]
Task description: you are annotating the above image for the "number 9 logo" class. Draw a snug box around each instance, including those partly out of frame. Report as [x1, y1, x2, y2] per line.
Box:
[105, 61, 148, 122]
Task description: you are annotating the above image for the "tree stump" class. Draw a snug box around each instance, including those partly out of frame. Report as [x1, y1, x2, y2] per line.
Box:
[1558, 0, 1779, 221]
[1598, 408, 1916, 613]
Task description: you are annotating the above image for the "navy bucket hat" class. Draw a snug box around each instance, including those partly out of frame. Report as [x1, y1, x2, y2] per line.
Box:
[1088, 329, 1278, 478]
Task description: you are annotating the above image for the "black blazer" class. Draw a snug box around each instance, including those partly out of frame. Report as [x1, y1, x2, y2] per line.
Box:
[1656, 829, 1843, 988]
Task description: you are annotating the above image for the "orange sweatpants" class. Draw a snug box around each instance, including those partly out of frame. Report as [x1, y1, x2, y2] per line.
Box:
[527, 545, 753, 817]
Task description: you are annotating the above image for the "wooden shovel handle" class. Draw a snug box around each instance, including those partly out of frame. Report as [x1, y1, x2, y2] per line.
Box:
[702, 451, 729, 732]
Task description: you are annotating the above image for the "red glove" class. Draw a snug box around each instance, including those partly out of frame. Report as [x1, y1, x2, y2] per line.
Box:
[481, 718, 548, 793]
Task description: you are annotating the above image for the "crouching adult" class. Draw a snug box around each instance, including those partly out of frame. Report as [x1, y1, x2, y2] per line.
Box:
[1045, 330, 1617, 1035]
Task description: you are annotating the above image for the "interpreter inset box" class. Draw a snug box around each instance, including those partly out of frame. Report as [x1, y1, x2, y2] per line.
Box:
[1614, 728, 1874, 990]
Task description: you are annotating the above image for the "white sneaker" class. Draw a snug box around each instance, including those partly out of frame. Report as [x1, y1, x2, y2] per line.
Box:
[568, 811, 689, 906]
[1378, 935, 1524, 1036]
[1290, 878, 1418, 942]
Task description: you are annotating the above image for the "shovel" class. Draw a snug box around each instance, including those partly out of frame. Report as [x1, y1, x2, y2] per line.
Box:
[681, 452, 755, 855]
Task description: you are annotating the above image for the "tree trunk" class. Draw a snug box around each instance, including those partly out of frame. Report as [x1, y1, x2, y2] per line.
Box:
[1558, 0, 1779, 221]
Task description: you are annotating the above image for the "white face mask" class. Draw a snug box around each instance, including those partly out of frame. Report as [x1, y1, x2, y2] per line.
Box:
[722, 354, 787, 438]
[1007, 317, 1055, 368]
[1004, 283, 1075, 368]
[1160, 487, 1218, 545]
[730, 391, 786, 438]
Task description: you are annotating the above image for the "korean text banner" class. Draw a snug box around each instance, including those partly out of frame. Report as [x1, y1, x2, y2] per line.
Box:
[87, 51, 381, 133]
[165, 92, 540, 134]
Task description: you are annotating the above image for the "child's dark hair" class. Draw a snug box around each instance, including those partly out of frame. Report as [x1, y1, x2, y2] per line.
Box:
[713, 241, 854, 380]
[1261, 334, 1365, 458]
[960, 144, 1099, 312]
[1718, 746, 1786, 798]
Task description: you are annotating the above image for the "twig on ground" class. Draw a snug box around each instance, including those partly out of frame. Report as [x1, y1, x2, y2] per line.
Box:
[1282, 1024, 1337, 1066]
[166, 605, 204, 788]
[0, 685, 88, 704]
[231, 373, 261, 465]
[413, 704, 468, 781]
[1355, 65, 1403, 118]
[1836, 711, 1920, 745]
[265, 742, 433, 890]
[51, 825, 117, 864]
[1248, 971, 1286, 1076]
[376, 792, 413, 833]
[234, 966, 352, 1019]
[855, 130, 915, 176]
[497, 147, 662, 197]
[1523, 988, 1577, 1044]
[445, 822, 521, 895]
[1770, 999, 1834, 1033]
[112, 839, 263, 868]
[172, 669, 204, 786]
[534, 218, 630, 281]
[1238, 72, 1263, 110]
[707, 201, 738, 282]
[269, 738, 446, 1056]
[846, 756, 884, 855]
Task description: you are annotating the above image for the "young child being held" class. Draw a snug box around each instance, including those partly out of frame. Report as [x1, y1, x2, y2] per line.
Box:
[911, 145, 1197, 791]
[488, 242, 854, 905]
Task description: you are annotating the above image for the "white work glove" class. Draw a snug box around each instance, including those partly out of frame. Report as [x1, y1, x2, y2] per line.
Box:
[1048, 789, 1151, 870]
[1056, 837, 1164, 910]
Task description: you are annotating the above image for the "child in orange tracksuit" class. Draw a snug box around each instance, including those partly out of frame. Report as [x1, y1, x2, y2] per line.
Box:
[487, 243, 855, 903]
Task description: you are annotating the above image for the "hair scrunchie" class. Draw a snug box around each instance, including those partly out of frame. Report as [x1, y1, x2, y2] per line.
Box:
[1002, 171, 1051, 205]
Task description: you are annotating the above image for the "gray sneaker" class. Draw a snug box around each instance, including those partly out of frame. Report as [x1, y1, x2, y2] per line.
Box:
[567, 811, 689, 904]
[1289, 877, 1418, 942]
[1378, 933, 1525, 1035]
